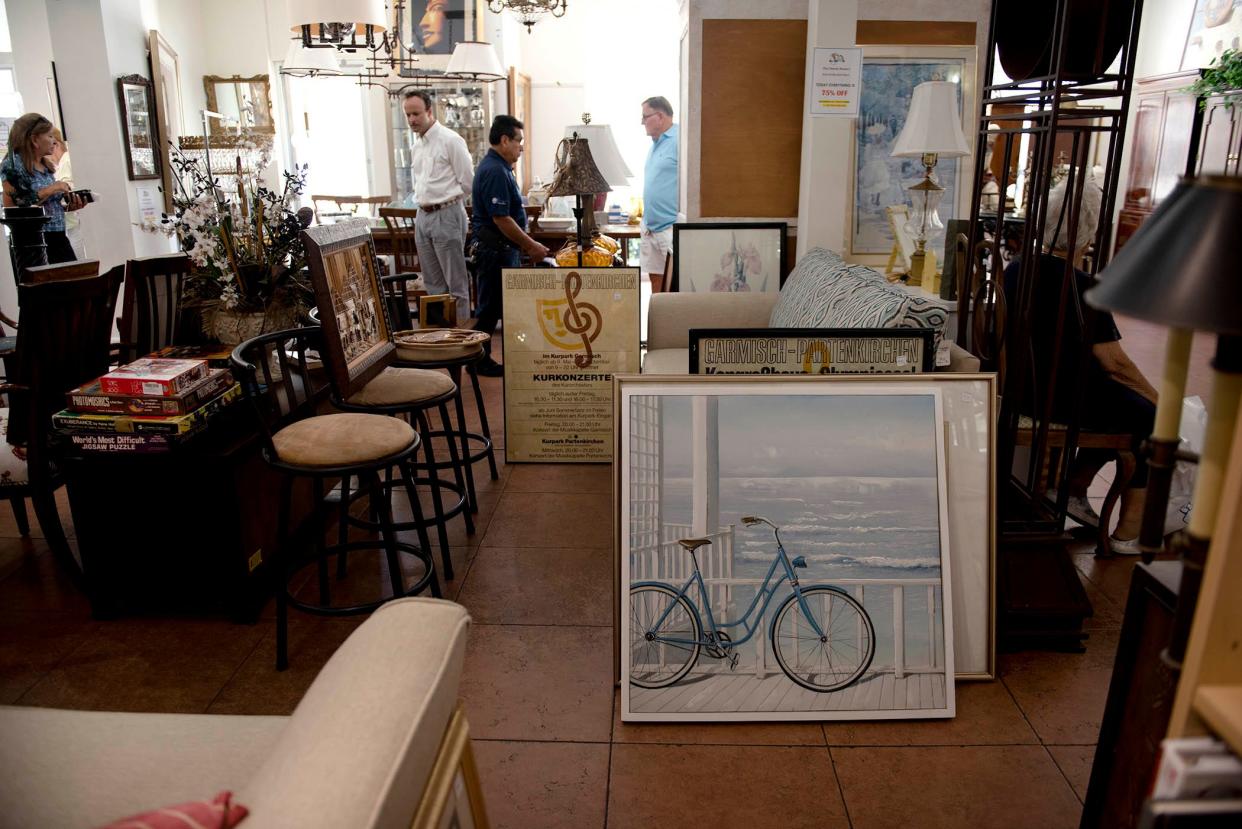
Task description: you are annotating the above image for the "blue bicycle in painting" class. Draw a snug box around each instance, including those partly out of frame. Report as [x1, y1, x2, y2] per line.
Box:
[629, 516, 876, 693]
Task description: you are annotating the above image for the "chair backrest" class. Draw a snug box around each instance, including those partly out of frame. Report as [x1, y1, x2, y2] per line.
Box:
[313, 195, 393, 224]
[378, 273, 416, 331]
[230, 326, 331, 457]
[9, 263, 123, 448]
[379, 207, 419, 275]
[22, 259, 99, 285]
[119, 253, 191, 362]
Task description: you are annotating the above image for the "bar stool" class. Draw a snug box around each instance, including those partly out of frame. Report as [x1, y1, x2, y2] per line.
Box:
[333, 365, 475, 580]
[381, 275, 500, 511]
[231, 327, 439, 670]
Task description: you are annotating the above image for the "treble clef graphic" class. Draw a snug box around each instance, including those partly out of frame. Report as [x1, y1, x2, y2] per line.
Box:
[562, 271, 602, 368]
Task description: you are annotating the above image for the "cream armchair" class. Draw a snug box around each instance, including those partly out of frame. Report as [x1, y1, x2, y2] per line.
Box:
[0, 598, 484, 829]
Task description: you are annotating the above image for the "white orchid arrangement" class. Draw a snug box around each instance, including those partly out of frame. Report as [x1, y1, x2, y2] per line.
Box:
[142, 141, 314, 313]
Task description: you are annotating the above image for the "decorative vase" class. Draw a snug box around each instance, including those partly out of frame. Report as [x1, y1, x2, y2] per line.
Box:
[205, 302, 302, 346]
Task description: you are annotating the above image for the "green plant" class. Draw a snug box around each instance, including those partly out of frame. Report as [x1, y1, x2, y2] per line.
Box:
[1185, 49, 1242, 108]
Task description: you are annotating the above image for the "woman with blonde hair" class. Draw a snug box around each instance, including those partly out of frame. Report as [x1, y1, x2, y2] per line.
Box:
[0, 113, 86, 263]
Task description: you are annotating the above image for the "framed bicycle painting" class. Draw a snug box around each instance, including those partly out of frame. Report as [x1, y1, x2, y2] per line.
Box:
[615, 374, 979, 722]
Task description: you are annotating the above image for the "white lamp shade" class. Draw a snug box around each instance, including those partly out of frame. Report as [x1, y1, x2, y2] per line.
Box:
[288, 0, 387, 35]
[561, 123, 632, 186]
[445, 41, 506, 81]
[891, 80, 970, 159]
[281, 40, 343, 75]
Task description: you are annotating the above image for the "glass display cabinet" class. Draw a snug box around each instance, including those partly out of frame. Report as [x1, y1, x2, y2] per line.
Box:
[388, 83, 490, 206]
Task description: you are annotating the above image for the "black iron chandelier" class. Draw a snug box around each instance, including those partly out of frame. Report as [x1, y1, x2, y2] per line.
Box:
[486, 0, 568, 33]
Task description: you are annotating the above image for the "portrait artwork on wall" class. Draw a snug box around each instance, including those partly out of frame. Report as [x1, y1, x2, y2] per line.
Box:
[303, 223, 394, 396]
[850, 46, 975, 265]
[404, 0, 475, 56]
[617, 375, 963, 721]
[671, 222, 788, 294]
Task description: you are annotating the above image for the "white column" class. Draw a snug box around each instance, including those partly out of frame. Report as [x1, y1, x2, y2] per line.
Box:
[691, 394, 718, 537]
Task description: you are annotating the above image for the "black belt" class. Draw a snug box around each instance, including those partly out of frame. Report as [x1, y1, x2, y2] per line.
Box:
[419, 197, 462, 213]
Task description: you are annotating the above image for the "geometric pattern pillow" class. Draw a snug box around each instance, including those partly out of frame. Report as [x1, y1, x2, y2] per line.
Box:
[769, 247, 949, 349]
[97, 791, 249, 829]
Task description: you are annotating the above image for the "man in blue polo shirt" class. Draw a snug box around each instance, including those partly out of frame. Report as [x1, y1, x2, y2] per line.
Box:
[470, 114, 549, 376]
[640, 96, 679, 293]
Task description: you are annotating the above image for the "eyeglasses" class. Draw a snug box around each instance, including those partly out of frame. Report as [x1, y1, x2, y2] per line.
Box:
[640, 112, 658, 123]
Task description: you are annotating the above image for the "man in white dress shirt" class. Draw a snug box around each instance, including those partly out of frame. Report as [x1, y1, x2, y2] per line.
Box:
[404, 90, 473, 322]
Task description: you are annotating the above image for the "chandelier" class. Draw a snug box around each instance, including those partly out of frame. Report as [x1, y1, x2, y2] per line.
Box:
[487, 0, 568, 33]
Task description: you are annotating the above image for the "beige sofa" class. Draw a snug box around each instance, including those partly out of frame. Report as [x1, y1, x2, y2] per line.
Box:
[0, 598, 477, 829]
[644, 247, 979, 374]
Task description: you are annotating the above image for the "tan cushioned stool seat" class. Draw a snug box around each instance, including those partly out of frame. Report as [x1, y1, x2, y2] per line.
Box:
[272, 412, 415, 467]
[346, 366, 456, 407]
[396, 341, 484, 363]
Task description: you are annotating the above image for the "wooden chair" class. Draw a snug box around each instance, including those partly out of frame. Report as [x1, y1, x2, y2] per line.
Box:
[380, 207, 420, 277]
[312, 195, 393, 224]
[117, 253, 191, 363]
[0, 262, 122, 582]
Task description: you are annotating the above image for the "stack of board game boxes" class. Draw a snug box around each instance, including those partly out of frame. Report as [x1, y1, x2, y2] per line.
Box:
[55, 354, 241, 454]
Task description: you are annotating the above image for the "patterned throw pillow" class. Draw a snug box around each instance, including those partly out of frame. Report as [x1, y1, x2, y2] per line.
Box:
[97, 791, 249, 829]
[769, 248, 949, 349]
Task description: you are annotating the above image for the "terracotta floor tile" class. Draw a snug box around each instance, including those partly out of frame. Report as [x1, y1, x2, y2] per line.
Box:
[1049, 744, 1096, 803]
[483, 491, 613, 548]
[1078, 570, 1125, 630]
[455, 545, 611, 626]
[1074, 551, 1172, 610]
[822, 679, 1038, 746]
[287, 543, 444, 608]
[0, 539, 94, 618]
[458, 624, 613, 741]
[0, 489, 76, 540]
[611, 690, 825, 746]
[833, 745, 1082, 828]
[391, 489, 499, 550]
[0, 535, 46, 583]
[0, 612, 97, 704]
[504, 462, 613, 494]
[18, 618, 265, 713]
[471, 740, 609, 829]
[207, 616, 363, 715]
[999, 628, 1120, 745]
[607, 743, 847, 829]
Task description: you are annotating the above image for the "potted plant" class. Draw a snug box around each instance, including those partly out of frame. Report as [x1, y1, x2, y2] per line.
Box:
[142, 134, 315, 344]
[1185, 49, 1242, 107]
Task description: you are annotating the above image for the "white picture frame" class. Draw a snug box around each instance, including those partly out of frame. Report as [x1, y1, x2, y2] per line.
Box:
[849, 45, 977, 268]
[148, 30, 182, 214]
[616, 374, 967, 722]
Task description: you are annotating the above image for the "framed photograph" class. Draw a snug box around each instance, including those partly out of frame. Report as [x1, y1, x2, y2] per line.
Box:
[303, 223, 395, 397]
[402, 0, 477, 56]
[418, 293, 457, 328]
[203, 74, 275, 135]
[850, 46, 976, 265]
[1181, 0, 1242, 70]
[117, 75, 161, 181]
[690, 328, 934, 375]
[616, 375, 965, 721]
[672, 222, 788, 294]
[148, 30, 182, 213]
[502, 267, 641, 463]
[613, 373, 996, 688]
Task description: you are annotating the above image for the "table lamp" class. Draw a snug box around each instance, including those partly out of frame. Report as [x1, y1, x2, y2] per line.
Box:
[891, 80, 971, 288]
[548, 130, 611, 267]
[1085, 174, 1242, 668]
[561, 115, 631, 232]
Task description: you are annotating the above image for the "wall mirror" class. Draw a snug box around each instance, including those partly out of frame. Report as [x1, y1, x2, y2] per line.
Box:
[116, 74, 161, 181]
[203, 74, 274, 135]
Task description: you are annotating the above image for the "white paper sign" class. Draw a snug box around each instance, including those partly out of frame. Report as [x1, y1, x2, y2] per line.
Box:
[136, 186, 160, 223]
[809, 47, 862, 116]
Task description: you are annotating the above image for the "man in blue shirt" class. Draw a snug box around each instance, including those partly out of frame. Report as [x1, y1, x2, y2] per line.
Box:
[470, 114, 549, 376]
[640, 96, 678, 292]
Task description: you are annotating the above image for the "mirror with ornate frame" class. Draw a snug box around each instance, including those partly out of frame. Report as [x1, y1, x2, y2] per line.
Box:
[116, 74, 161, 181]
[203, 74, 274, 135]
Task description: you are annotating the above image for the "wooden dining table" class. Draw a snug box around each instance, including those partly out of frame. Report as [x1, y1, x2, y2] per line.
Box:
[368, 220, 643, 266]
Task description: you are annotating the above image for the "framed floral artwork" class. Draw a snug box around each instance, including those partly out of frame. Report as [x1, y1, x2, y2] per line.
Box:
[671, 222, 788, 294]
[849, 46, 976, 266]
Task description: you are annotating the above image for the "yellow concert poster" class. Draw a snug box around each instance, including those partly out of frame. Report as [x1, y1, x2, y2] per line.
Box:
[502, 268, 641, 462]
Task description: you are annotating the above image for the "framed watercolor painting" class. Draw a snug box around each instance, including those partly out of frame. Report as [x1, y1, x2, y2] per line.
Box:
[615, 375, 968, 721]
[671, 222, 788, 294]
[850, 46, 976, 267]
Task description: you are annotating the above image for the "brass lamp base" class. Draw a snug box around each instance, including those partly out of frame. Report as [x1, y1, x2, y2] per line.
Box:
[906, 248, 938, 288]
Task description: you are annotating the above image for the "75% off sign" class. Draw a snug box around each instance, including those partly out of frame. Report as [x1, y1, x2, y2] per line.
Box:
[809, 47, 862, 117]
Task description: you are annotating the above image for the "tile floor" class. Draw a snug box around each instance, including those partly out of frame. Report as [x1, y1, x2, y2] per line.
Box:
[0, 311, 1207, 828]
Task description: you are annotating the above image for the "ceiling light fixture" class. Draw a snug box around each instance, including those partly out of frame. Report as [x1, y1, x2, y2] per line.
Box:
[486, 0, 568, 33]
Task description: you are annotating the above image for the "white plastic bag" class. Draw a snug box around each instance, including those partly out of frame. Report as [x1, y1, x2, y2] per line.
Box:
[1165, 396, 1206, 535]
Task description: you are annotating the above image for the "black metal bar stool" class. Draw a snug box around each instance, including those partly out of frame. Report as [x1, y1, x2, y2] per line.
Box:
[332, 366, 475, 580]
[231, 327, 439, 670]
[381, 275, 501, 513]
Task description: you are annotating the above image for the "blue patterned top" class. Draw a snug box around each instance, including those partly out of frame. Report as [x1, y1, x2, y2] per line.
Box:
[0, 153, 65, 231]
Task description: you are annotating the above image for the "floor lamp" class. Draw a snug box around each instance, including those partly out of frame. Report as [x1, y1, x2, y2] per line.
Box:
[1086, 175, 1242, 668]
